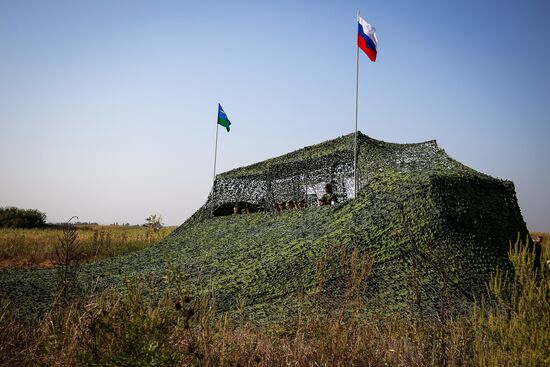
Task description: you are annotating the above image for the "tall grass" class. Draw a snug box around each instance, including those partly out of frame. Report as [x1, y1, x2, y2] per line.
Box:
[0, 236, 548, 366]
[472, 238, 549, 366]
[0, 225, 175, 268]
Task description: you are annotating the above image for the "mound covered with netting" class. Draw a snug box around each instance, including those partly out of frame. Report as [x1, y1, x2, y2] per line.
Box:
[0, 133, 529, 320]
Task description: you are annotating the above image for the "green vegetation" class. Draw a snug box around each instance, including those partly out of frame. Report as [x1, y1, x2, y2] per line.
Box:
[473, 239, 549, 366]
[1, 239, 547, 366]
[0, 207, 46, 228]
[144, 214, 164, 230]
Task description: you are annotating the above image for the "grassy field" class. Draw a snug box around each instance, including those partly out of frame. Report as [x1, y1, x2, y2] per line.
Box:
[0, 237, 547, 366]
[0, 225, 176, 269]
[0, 221, 547, 365]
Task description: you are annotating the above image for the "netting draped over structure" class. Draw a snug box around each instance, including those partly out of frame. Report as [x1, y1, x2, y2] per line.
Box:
[207, 150, 356, 214]
[205, 132, 448, 215]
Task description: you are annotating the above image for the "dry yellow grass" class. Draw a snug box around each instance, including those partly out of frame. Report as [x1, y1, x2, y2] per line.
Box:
[0, 225, 176, 268]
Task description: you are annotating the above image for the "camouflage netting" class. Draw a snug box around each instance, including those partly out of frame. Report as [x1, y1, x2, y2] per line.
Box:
[205, 132, 482, 213]
[0, 132, 530, 321]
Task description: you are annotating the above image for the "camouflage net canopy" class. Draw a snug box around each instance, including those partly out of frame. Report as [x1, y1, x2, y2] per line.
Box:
[207, 132, 450, 213]
[0, 132, 530, 321]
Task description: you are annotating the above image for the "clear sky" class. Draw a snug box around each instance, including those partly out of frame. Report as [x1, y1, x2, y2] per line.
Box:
[0, 0, 548, 230]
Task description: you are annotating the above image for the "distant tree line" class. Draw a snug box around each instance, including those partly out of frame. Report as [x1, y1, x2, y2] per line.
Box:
[0, 207, 47, 228]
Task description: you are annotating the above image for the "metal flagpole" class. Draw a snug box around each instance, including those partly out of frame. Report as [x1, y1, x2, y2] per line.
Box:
[211, 118, 220, 216]
[353, 10, 360, 198]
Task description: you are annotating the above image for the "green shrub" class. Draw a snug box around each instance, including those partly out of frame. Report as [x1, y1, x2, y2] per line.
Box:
[75, 277, 182, 366]
[473, 238, 549, 366]
[0, 207, 46, 228]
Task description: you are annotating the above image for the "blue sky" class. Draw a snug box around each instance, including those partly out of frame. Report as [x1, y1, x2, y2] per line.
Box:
[0, 0, 548, 230]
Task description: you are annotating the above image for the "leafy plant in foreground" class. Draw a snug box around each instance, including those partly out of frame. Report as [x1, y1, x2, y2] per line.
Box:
[473, 238, 549, 366]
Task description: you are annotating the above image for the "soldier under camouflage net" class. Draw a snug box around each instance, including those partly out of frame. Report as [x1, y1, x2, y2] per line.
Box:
[319, 183, 338, 206]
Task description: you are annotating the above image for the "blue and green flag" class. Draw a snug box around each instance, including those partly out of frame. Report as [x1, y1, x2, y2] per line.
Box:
[217, 104, 231, 132]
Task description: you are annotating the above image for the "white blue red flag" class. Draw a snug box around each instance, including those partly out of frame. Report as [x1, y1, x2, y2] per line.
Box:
[357, 16, 378, 62]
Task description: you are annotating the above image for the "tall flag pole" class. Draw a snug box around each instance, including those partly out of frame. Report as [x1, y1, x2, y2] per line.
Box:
[355, 12, 378, 198]
[354, 10, 360, 198]
[211, 103, 231, 216]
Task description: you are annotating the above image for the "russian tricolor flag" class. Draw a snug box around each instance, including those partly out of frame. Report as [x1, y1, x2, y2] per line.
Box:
[358, 16, 378, 62]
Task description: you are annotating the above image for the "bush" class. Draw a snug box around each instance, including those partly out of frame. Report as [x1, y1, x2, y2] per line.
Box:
[0, 207, 46, 228]
[473, 238, 549, 366]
